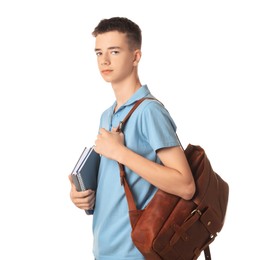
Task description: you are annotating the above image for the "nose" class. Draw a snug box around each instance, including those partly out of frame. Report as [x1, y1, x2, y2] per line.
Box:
[101, 53, 110, 66]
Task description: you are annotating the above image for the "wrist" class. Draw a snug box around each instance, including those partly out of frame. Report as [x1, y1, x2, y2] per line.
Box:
[115, 145, 128, 164]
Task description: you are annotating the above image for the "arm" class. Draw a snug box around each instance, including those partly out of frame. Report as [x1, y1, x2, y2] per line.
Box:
[94, 128, 195, 199]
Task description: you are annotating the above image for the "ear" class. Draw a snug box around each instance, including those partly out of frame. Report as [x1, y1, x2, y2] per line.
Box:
[133, 49, 142, 66]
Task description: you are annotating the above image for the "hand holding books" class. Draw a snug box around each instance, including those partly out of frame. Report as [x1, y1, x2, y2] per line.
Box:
[71, 146, 101, 215]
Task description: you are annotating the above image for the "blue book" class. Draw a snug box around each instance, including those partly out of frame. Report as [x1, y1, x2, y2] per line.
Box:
[71, 146, 100, 215]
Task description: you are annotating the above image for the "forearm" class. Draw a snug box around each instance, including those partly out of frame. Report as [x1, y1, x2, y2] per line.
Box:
[116, 146, 194, 199]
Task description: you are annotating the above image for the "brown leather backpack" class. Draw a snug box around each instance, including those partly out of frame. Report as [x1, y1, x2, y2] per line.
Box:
[117, 98, 229, 260]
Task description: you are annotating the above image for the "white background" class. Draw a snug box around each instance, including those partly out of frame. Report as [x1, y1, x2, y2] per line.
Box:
[0, 0, 269, 259]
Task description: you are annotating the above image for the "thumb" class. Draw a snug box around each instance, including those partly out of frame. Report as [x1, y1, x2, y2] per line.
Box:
[68, 174, 75, 186]
[68, 174, 77, 191]
[111, 127, 118, 132]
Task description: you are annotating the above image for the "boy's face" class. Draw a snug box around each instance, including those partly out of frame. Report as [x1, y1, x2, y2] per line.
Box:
[94, 31, 140, 84]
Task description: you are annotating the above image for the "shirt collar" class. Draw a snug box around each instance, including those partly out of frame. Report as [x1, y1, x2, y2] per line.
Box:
[125, 84, 151, 106]
[110, 85, 152, 113]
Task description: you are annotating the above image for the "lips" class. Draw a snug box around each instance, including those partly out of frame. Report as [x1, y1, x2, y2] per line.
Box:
[101, 69, 113, 75]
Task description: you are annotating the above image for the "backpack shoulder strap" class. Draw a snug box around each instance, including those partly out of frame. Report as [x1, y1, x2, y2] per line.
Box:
[116, 97, 156, 132]
[116, 97, 156, 211]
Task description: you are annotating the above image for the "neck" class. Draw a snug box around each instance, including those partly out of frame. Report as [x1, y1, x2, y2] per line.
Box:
[112, 77, 142, 112]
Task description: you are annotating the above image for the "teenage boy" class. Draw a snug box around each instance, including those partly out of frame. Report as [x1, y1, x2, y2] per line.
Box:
[69, 17, 195, 260]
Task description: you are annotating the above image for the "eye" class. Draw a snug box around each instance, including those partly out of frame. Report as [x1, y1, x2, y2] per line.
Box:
[95, 51, 102, 56]
[111, 50, 119, 55]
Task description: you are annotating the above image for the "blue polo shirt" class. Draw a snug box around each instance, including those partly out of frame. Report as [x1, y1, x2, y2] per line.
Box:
[92, 85, 180, 260]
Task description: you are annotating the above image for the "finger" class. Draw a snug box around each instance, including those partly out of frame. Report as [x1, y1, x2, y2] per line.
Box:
[70, 190, 92, 206]
[73, 193, 95, 209]
[75, 189, 93, 198]
[74, 200, 92, 210]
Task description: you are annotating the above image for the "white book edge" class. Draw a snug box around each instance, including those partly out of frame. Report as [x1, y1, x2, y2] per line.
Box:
[71, 147, 90, 175]
[77, 146, 95, 173]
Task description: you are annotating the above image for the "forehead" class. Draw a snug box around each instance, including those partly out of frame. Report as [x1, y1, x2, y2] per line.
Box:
[95, 31, 129, 49]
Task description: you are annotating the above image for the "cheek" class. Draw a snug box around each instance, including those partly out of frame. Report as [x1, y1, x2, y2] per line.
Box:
[120, 58, 134, 70]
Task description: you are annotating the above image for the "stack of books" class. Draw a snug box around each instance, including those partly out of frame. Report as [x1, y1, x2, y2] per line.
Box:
[71, 146, 100, 214]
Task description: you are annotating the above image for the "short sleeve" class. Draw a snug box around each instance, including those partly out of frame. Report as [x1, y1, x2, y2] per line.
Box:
[140, 101, 180, 151]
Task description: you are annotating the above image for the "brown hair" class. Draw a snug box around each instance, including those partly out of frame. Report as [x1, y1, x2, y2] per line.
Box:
[92, 17, 142, 50]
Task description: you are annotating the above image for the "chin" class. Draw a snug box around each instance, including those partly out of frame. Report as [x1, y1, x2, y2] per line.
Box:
[100, 75, 112, 83]
[103, 78, 112, 83]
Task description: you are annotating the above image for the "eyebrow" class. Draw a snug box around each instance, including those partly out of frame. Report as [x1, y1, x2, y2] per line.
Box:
[94, 46, 121, 52]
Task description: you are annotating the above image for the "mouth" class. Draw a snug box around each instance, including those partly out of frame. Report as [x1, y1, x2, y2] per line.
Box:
[101, 69, 113, 75]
